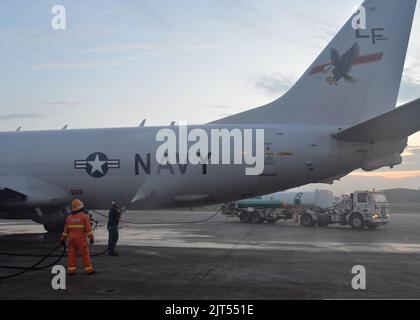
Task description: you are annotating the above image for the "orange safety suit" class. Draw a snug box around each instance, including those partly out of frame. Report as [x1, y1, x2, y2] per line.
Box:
[60, 211, 94, 274]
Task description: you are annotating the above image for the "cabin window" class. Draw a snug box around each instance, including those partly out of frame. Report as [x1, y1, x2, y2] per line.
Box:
[357, 193, 369, 203]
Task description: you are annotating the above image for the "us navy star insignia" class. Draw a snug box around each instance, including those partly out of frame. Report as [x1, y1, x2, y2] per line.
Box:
[75, 152, 120, 178]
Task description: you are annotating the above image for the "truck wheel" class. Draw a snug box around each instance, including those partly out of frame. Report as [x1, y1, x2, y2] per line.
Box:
[367, 224, 380, 230]
[240, 211, 251, 223]
[251, 212, 262, 224]
[317, 221, 329, 228]
[267, 218, 277, 224]
[301, 213, 315, 227]
[350, 213, 366, 230]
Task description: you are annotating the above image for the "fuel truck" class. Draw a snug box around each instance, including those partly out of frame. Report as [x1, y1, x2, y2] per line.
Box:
[222, 190, 390, 230]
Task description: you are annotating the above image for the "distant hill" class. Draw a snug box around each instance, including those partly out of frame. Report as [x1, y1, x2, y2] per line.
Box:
[383, 189, 420, 204]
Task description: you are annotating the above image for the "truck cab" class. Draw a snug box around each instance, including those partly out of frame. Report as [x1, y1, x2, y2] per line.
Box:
[301, 190, 391, 230]
[348, 191, 391, 230]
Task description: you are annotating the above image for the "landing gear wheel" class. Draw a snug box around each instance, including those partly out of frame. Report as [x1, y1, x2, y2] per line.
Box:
[43, 221, 64, 233]
[239, 211, 251, 223]
[349, 213, 366, 230]
[301, 213, 315, 227]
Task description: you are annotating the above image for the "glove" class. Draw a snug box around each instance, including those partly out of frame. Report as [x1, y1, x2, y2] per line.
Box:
[90, 239, 94, 245]
[60, 240, 66, 247]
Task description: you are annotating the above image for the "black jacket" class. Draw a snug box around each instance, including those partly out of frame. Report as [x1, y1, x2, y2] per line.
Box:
[108, 207, 120, 227]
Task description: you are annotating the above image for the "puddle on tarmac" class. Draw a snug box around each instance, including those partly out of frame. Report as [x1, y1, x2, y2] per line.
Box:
[3, 221, 420, 254]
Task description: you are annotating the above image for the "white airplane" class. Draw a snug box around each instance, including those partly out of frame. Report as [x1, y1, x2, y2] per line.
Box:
[1, 0, 420, 232]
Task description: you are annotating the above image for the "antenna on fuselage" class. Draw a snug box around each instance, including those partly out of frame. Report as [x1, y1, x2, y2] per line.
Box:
[170, 121, 176, 126]
[139, 119, 146, 127]
[16, 127, 22, 132]
[62, 125, 68, 130]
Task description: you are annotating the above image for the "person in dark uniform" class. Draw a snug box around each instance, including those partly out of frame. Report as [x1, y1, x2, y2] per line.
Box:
[108, 201, 122, 256]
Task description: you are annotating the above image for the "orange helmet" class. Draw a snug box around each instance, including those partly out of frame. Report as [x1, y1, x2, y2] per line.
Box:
[71, 199, 85, 213]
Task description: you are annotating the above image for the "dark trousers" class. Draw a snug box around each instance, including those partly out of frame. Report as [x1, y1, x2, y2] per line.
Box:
[107, 225, 119, 252]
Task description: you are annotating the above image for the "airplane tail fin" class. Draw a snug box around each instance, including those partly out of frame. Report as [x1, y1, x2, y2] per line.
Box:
[213, 0, 417, 126]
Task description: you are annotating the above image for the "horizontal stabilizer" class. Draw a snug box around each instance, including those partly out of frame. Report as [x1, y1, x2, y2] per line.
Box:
[333, 98, 420, 143]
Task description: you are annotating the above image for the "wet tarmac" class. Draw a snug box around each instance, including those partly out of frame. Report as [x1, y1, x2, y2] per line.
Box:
[1, 211, 420, 299]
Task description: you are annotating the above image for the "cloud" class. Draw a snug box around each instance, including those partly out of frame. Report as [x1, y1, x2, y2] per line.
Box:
[400, 148, 420, 173]
[403, 50, 420, 86]
[403, 70, 420, 87]
[402, 145, 420, 157]
[205, 105, 234, 110]
[0, 113, 45, 121]
[178, 43, 223, 51]
[402, 149, 415, 157]
[288, 11, 338, 42]
[69, 44, 158, 54]
[31, 42, 223, 71]
[70, 42, 223, 55]
[129, 1, 174, 30]
[31, 62, 120, 70]
[206, 1, 280, 37]
[216, 113, 234, 118]
[40, 101, 90, 106]
[350, 170, 420, 180]
[254, 74, 295, 95]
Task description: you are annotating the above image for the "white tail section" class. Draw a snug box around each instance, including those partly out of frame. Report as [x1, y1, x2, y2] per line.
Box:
[214, 0, 417, 126]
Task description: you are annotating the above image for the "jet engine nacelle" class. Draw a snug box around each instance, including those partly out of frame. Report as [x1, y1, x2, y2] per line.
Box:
[0, 176, 71, 209]
[0, 210, 30, 220]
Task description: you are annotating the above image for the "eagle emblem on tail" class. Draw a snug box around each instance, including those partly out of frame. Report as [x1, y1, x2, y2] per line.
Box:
[322, 42, 360, 86]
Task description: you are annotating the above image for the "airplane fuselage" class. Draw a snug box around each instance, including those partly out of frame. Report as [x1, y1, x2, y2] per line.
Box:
[0, 124, 395, 212]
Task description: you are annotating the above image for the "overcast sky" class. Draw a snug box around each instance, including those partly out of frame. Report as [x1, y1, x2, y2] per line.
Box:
[0, 0, 419, 194]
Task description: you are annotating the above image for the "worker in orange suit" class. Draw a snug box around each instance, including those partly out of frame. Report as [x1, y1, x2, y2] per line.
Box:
[60, 199, 96, 276]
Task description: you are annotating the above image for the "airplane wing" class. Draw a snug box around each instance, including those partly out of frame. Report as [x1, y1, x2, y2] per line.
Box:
[332, 98, 420, 143]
